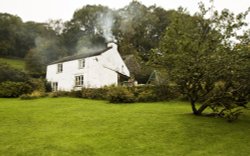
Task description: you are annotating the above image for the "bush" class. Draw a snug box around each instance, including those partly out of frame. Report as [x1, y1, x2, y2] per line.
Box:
[128, 85, 179, 102]
[45, 81, 52, 92]
[137, 89, 158, 102]
[81, 88, 108, 100]
[0, 81, 33, 97]
[0, 63, 30, 83]
[108, 86, 135, 103]
[49, 91, 70, 98]
[19, 94, 35, 100]
[28, 78, 46, 92]
[43, 84, 179, 103]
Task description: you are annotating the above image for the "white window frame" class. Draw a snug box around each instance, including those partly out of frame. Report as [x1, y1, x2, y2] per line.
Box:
[78, 59, 85, 69]
[57, 63, 63, 73]
[75, 75, 84, 86]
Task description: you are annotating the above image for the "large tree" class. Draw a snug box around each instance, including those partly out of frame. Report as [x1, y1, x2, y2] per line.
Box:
[61, 5, 109, 55]
[152, 3, 250, 118]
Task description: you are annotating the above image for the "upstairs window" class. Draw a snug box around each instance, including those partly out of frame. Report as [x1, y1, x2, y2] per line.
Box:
[75, 75, 84, 86]
[78, 59, 85, 69]
[57, 63, 63, 73]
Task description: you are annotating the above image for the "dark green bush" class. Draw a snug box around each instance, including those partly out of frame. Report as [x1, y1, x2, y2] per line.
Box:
[81, 88, 108, 100]
[20, 90, 47, 100]
[0, 81, 33, 97]
[137, 89, 158, 102]
[44, 84, 179, 103]
[45, 81, 52, 92]
[28, 78, 46, 92]
[69, 90, 82, 98]
[108, 86, 135, 103]
[0, 63, 30, 83]
[20, 94, 37, 100]
[50, 91, 70, 98]
[128, 85, 179, 102]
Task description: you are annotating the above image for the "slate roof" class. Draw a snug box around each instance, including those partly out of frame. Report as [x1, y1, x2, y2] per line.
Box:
[48, 47, 112, 65]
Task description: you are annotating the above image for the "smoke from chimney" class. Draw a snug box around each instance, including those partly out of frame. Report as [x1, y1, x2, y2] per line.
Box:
[97, 11, 115, 42]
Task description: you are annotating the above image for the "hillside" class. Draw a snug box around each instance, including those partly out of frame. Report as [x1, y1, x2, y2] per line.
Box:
[0, 98, 249, 156]
[0, 57, 25, 70]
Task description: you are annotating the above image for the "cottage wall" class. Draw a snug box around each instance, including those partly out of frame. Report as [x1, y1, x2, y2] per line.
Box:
[46, 42, 130, 91]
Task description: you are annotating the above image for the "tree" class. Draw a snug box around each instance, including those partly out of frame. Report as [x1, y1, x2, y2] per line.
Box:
[151, 3, 250, 118]
[61, 5, 109, 55]
[0, 63, 30, 83]
[25, 36, 67, 75]
[114, 1, 172, 60]
[0, 13, 24, 57]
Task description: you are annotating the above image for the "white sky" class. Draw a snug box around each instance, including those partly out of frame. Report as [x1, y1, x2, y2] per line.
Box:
[0, 0, 249, 23]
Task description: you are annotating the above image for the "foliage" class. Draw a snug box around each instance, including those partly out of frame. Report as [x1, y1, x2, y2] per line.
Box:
[114, 1, 173, 60]
[49, 91, 70, 98]
[151, 2, 250, 118]
[108, 86, 135, 103]
[136, 89, 157, 102]
[81, 87, 108, 99]
[25, 36, 67, 74]
[130, 85, 178, 102]
[0, 63, 30, 83]
[45, 80, 52, 92]
[20, 91, 46, 100]
[19, 94, 37, 100]
[69, 90, 82, 98]
[0, 13, 26, 57]
[61, 5, 108, 55]
[28, 78, 46, 92]
[43, 84, 178, 103]
[0, 81, 33, 97]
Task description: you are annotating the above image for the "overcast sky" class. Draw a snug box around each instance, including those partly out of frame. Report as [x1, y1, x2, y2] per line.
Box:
[0, 0, 249, 23]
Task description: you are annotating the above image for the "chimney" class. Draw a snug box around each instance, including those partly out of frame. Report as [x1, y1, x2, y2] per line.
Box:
[107, 39, 118, 50]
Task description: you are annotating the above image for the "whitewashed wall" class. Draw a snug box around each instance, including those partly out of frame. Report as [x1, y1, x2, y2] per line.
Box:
[46, 42, 130, 91]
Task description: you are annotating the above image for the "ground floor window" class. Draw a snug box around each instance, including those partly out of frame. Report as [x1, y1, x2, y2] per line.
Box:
[52, 82, 58, 92]
[75, 75, 84, 86]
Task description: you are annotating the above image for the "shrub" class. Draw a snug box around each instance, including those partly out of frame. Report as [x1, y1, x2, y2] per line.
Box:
[28, 78, 46, 92]
[81, 88, 108, 100]
[108, 86, 135, 103]
[0, 63, 30, 83]
[137, 89, 157, 102]
[68, 90, 82, 98]
[127, 85, 179, 102]
[20, 94, 38, 100]
[45, 81, 52, 92]
[49, 91, 70, 98]
[0, 81, 33, 97]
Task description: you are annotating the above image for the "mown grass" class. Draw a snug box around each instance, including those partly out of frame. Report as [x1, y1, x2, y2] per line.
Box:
[0, 57, 25, 70]
[0, 97, 249, 156]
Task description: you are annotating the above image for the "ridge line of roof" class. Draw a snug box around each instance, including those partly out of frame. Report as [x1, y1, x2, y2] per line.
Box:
[48, 47, 112, 65]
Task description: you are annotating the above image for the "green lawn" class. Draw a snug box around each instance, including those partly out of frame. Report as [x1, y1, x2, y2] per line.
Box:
[0, 98, 249, 156]
[0, 57, 25, 70]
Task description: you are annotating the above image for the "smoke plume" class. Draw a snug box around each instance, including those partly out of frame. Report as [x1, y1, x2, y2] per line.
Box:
[97, 11, 115, 42]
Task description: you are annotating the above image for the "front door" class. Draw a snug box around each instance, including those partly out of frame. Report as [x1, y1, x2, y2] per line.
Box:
[52, 82, 58, 92]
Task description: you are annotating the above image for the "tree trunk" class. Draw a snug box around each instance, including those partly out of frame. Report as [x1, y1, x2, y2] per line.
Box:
[191, 100, 199, 115]
[190, 100, 209, 115]
[196, 104, 209, 115]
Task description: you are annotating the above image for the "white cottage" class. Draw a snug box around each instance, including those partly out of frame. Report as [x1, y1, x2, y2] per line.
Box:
[46, 42, 130, 91]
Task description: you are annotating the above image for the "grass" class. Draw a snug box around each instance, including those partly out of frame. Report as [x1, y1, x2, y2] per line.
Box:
[0, 97, 249, 156]
[0, 57, 25, 70]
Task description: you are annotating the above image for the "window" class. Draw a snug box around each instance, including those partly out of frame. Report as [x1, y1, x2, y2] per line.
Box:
[75, 75, 84, 86]
[52, 82, 58, 92]
[78, 59, 85, 69]
[57, 63, 63, 73]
